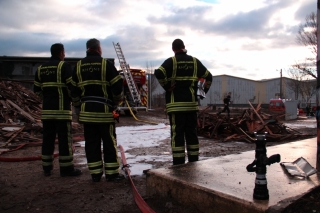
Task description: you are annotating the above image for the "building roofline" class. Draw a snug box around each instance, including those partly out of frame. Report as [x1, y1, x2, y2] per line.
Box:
[0, 56, 114, 64]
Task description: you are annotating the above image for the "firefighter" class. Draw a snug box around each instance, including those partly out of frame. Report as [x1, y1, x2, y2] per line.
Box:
[71, 38, 124, 182]
[217, 92, 232, 117]
[154, 39, 213, 165]
[34, 43, 82, 177]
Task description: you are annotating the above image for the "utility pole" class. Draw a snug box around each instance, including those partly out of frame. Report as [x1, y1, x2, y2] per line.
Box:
[317, 0, 320, 169]
[280, 69, 282, 99]
[149, 72, 152, 109]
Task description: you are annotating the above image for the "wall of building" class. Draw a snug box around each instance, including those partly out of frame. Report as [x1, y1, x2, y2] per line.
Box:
[149, 74, 318, 107]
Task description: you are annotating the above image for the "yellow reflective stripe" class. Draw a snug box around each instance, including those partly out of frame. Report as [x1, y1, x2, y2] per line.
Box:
[187, 144, 199, 149]
[76, 61, 82, 82]
[191, 57, 197, 102]
[171, 57, 177, 103]
[66, 76, 72, 84]
[76, 61, 85, 94]
[57, 61, 64, 110]
[105, 162, 120, 168]
[109, 75, 122, 85]
[110, 124, 120, 165]
[167, 76, 197, 81]
[67, 122, 72, 155]
[80, 111, 113, 117]
[42, 155, 54, 160]
[105, 168, 120, 175]
[188, 151, 199, 156]
[88, 161, 103, 167]
[77, 80, 110, 87]
[167, 102, 198, 107]
[171, 114, 176, 147]
[41, 82, 66, 87]
[34, 81, 41, 87]
[101, 59, 108, 113]
[57, 61, 64, 83]
[89, 168, 103, 175]
[172, 146, 185, 151]
[173, 153, 185, 158]
[192, 57, 197, 77]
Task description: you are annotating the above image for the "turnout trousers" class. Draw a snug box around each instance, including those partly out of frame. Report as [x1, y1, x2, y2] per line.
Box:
[42, 120, 74, 173]
[169, 112, 199, 165]
[83, 123, 120, 176]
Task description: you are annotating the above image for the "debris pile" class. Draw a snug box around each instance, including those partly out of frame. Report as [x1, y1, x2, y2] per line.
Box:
[197, 103, 309, 143]
[0, 80, 83, 147]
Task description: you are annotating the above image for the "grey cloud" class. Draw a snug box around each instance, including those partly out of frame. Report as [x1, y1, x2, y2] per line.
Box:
[148, 0, 309, 51]
[294, 0, 315, 21]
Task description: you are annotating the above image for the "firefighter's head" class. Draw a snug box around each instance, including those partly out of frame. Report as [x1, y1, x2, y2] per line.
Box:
[172, 39, 187, 53]
[50, 43, 65, 61]
[86, 38, 102, 56]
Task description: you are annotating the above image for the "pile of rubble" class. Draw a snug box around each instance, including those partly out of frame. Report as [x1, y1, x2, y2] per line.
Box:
[0, 80, 83, 148]
[197, 103, 309, 143]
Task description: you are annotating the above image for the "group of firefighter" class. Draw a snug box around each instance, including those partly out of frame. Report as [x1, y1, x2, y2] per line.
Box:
[34, 38, 213, 182]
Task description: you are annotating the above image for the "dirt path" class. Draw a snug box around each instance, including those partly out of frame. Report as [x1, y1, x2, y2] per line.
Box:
[0, 108, 318, 213]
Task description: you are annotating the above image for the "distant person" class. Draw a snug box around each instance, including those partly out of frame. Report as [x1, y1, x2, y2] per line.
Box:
[306, 104, 311, 116]
[71, 38, 124, 182]
[34, 43, 82, 177]
[154, 38, 212, 165]
[217, 92, 232, 117]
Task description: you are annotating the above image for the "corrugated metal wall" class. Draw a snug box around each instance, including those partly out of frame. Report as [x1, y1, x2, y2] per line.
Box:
[150, 74, 317, 107]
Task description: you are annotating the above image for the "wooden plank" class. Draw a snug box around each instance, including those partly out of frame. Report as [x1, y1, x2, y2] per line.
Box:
[248, 101, 273, 135]
[6, 100, 37, 123]
[0, 126, 25, 147]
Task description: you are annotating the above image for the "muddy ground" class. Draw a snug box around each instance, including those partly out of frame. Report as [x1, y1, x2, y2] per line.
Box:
[0, 108, 319, 213]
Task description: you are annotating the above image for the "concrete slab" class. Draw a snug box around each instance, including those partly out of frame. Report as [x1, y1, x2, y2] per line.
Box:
[146, 138, 319, 213]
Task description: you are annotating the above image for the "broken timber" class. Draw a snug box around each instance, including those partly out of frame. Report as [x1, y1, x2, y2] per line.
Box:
[0, 80, 83, 147]
[197, 102, 312, 143]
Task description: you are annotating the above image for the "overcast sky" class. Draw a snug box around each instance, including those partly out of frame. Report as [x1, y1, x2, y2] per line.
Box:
[0, 0, 315, 80]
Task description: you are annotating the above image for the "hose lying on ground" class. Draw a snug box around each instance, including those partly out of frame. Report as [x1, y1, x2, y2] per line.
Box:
[119, 145, 156, 213]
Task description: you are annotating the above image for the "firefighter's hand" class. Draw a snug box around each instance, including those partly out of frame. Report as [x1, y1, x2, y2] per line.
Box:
[113, 110, 120, 123]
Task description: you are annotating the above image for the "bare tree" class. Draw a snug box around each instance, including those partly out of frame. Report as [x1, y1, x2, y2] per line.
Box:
[286, 68, 317, 103]
[299, 79, 317, 103]
[286, 68, 304, 100]
[293, 12, 317, 80]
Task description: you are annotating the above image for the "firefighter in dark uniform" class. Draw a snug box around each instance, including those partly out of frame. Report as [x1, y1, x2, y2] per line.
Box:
[34, 43, 82, 177]
[154, 39, 213, 165]
[217, 92, 232, 117]
[71, 38, 124, 182]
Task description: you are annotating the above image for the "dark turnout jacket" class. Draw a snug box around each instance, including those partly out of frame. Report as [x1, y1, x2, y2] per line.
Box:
[155, 52, 212, 113]
[34, 56, 73, 120]
[71, 52, 123, 123]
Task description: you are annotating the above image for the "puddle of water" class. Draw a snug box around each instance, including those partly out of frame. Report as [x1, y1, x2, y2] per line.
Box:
[74, 146, 172, 175]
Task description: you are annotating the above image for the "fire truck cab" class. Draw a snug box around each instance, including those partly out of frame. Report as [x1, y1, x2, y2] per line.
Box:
[268, 99, 285, 112]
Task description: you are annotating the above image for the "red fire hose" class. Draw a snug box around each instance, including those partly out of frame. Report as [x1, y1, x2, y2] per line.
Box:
[119, 145, 156, 213]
